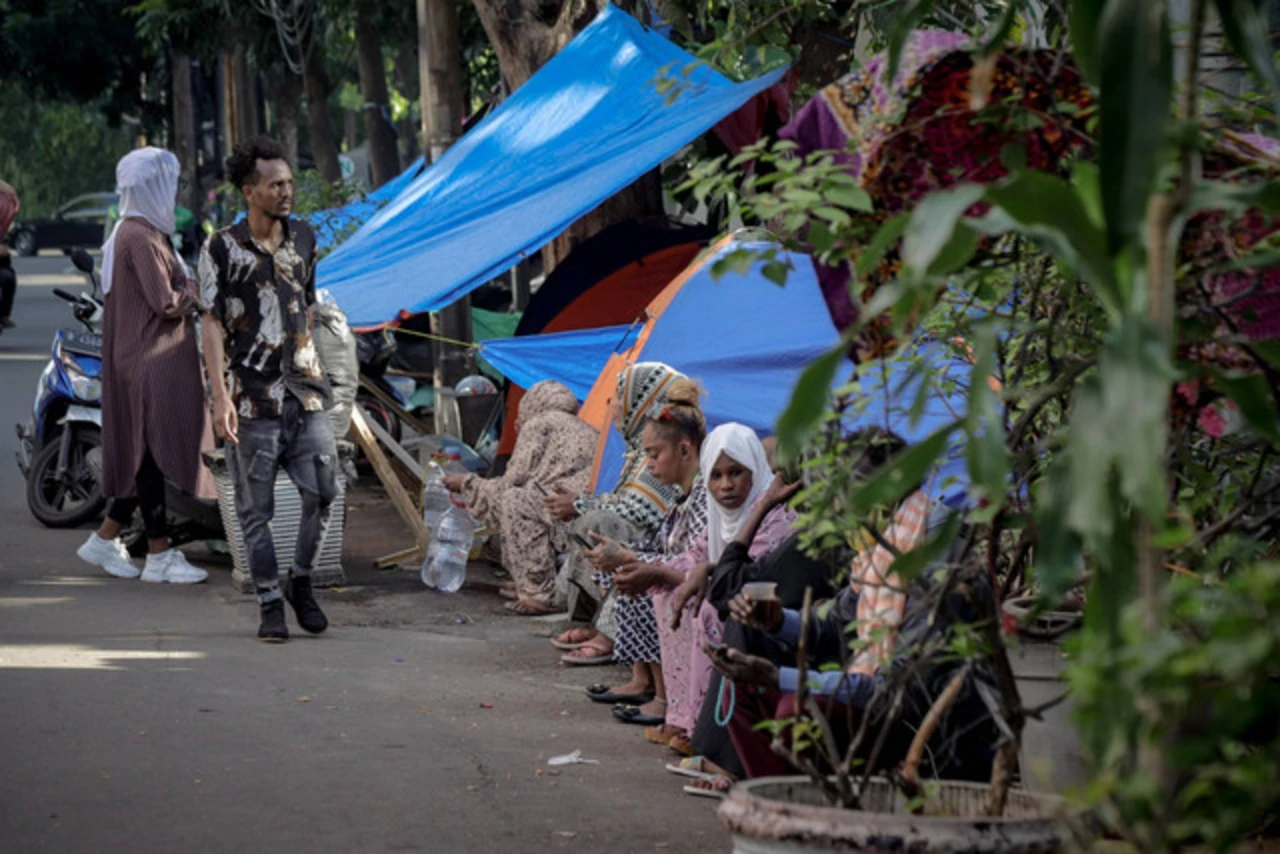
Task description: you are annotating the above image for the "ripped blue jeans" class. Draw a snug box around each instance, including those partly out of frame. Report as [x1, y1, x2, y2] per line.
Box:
[226, 398, 338, 601]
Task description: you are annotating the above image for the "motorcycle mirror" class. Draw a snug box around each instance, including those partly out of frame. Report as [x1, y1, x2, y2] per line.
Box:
[70, 249, 96, 275]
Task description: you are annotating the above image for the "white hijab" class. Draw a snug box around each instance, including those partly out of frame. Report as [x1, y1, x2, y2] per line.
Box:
[101, 147, 180, 295]
[701, 423, 774, 563]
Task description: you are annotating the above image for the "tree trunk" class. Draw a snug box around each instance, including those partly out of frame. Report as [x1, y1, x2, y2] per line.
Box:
[172, 51, 201, 217]
[354, 0, 402, 188]
[302, 50, 342, 183]
[233, 46, 260, 141]
[468, 0, 663, 275]
[419, 0, 466, 163]
[268, 72, 303, 166]
[394, 45, 421, 163]
[417, 0, 473, 391]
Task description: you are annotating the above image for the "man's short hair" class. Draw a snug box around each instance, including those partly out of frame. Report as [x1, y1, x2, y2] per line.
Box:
[226, 136, 288, 189]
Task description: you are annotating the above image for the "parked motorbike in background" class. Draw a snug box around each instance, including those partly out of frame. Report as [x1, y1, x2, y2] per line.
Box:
[16, 251, 106, 527]
[16, 249, 224, 554]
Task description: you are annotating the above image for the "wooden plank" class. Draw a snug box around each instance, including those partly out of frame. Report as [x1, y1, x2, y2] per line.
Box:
[350, 407, 428, 549]
[358, 376, 436, 437]
[364, 409, 424, 484]
[374, 546, 423, 569]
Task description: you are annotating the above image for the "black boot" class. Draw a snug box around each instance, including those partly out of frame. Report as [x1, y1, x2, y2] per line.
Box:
[258, 598, 289, 643]
[284, 572, 328, 634]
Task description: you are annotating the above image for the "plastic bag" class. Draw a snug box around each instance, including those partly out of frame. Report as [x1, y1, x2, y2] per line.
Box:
[314, 303, 359, 439]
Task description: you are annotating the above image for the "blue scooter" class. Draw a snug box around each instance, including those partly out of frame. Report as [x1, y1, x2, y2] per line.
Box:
[15, 250, 106, 527]
[16, 250, 224, 553]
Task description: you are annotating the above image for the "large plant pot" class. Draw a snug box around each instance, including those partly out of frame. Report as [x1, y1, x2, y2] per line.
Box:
[718, 776, 1077, 853]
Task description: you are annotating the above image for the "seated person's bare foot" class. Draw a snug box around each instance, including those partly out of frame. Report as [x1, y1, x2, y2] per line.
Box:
[552, 626, 598, 647]
[636, 697, 667, 717]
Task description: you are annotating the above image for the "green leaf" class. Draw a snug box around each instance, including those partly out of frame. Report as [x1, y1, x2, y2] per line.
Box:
[1187, 180, 1280, 216]
[886, 0, 938, 83]
[1213, 0, 1280, 120]
[776, 342, 847, 460]
[1098, 0, 1173, 253]
[854, 214, 908, 279]
[985, 171, 1121, 316]
[977, 0, 1024, 55]
[1066, 317, 1175, 536]
[761, 260, 791, 287]
[1212, 372, 1280, 447]
[825, 184, 874, 212]
[1068, 0, 1106, 84]
[813, 206, 853, 227]
[850, 423, 960, 513]
[965, 328, 1009, 515]
[901, 184, 985, 276]
[927, 223, 981, 277]
[1032, 457, 1086, 599]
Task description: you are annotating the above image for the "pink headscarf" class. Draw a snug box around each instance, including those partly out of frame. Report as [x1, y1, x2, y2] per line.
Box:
[0, 182, 19, 239]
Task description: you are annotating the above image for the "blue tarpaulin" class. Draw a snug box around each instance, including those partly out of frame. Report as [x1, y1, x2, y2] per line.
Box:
[318, 6, 786, 326]
[488, 241, 974, 508]
[478, 324, 640, 400]
[311, 158, 424, 250]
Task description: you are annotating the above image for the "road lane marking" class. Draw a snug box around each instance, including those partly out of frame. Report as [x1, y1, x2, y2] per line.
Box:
[17, 274, 86, 286]
[0, 353, 49, 361]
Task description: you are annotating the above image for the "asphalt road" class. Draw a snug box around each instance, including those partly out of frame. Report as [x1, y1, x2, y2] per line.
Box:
[0, 255, 727, 853]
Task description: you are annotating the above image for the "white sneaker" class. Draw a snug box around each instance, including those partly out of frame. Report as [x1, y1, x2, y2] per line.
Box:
[140, 549, 208, 585]
[77, 533, 141, 579]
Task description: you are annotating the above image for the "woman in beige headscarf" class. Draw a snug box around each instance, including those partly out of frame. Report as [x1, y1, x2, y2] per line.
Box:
[0, 181, 19, 328]
[444, 380, 598, 614]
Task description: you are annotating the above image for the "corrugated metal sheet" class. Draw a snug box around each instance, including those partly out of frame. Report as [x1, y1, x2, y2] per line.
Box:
[211, 470, 348, 592]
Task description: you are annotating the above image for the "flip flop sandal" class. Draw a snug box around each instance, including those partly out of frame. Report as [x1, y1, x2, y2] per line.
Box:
[498, 586, 518, 601]
[683, 777, 733, 799]
[551, 627, 599, 651]
[612, 705, 665, 726]
[560, 642, 614, 666]
[644, 726, 674, 746]
[667, 735, 696, 757]
[665, 757, 720, 781]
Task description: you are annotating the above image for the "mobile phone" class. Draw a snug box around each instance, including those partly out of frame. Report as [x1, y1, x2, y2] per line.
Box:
[532, 481, 549, 496]
[570, 532, 594, 550]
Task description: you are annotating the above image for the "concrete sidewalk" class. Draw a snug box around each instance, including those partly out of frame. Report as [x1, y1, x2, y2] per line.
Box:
[0, 481, 727, 853]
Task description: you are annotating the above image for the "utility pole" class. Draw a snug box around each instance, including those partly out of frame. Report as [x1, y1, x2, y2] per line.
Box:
[417, 0, 472, 431]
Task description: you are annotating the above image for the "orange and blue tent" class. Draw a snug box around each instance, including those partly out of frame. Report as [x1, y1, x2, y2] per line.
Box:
[478, 239, 975, 507]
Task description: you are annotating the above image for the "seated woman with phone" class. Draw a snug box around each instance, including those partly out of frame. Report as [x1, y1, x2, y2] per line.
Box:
[443, 380, 597, 615]
[698, 438, 997, 793]
[543, 363, 690, 664]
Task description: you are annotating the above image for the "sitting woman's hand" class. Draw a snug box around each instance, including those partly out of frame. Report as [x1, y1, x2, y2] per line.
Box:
[670, 563, 712, 630]
[762, 472, 802, 509]
[727, 591, 784, 634]
[442, 473, 468, 493]
[542, 485, 580, 521]
[702, 642, 779, 689]
[583, 534, 634, 572]
[614, 562, 664, 595]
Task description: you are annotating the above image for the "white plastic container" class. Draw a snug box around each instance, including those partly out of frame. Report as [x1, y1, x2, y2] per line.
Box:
[421, 504, 473, 593]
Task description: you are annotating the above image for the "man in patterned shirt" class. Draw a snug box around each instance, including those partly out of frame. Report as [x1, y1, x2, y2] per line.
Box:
[199, 136, 336, 643]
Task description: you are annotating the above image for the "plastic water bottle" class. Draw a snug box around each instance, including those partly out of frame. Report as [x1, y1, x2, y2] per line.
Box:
[421, 504, 472, 592]
[420, 461, 452, 537]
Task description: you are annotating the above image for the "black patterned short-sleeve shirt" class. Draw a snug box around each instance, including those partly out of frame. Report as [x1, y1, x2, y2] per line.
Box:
[197, 218, 332, 419]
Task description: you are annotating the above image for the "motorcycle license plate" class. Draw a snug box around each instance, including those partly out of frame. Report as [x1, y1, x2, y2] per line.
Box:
[60, 329, 102, 357]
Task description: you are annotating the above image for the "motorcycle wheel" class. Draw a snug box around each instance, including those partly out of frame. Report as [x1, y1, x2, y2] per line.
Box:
[26, 427, 107, 528]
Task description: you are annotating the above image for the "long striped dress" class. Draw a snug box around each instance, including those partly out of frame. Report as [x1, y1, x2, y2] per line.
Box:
[100, 218, 214, 500]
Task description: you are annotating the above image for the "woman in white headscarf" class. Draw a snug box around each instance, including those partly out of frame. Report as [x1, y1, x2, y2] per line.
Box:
[647, 423, 796, 750]
[76, 148, 214, 585]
